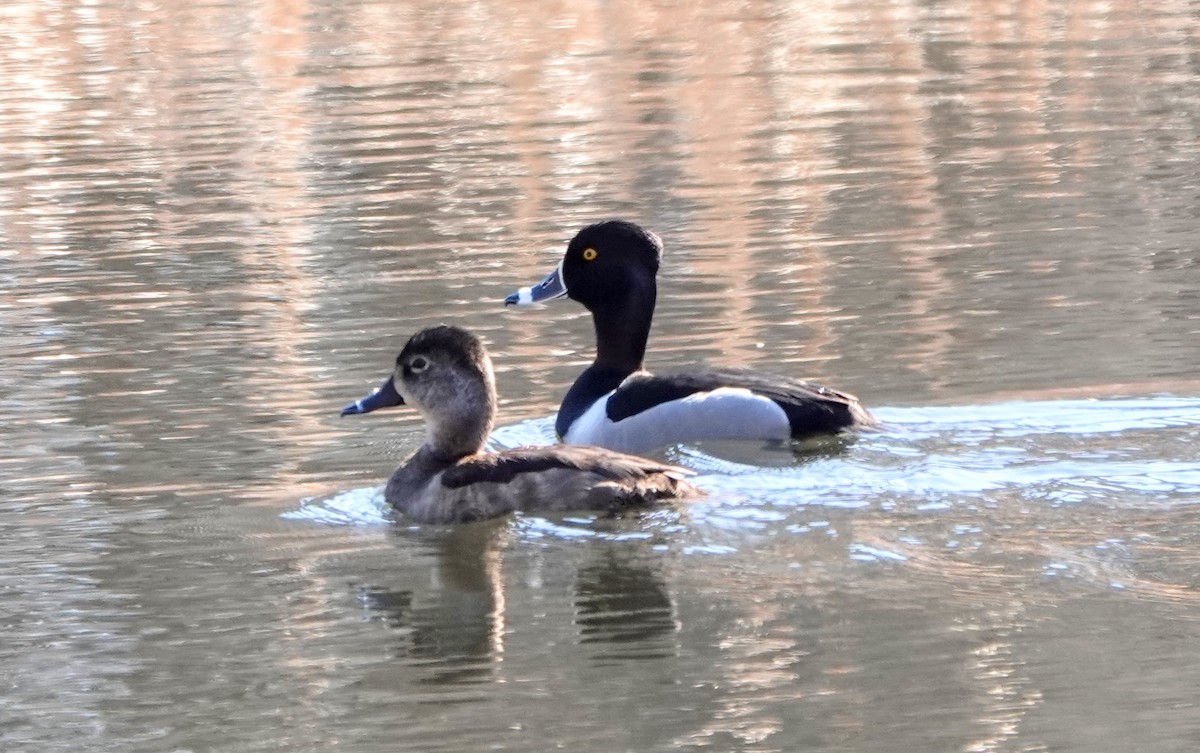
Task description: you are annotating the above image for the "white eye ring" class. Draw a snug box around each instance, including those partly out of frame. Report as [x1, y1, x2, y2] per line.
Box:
[408, 356, 430, 373]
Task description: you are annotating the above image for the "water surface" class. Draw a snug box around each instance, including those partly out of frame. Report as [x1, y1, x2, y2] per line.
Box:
[4, 0, 1200, 751]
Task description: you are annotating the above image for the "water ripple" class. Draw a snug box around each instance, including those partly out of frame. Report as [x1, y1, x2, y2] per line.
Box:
[490, 397, 1200, 513]
[284, 487, 391, 526]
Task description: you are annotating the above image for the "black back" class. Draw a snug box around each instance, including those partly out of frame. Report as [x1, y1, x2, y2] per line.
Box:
[604, 367, 868, 438]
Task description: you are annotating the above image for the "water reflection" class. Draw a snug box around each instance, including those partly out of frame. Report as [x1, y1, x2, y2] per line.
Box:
[357, 517, 685, 688]
[360, 522, 508, 689]
[6, 0, 1200, 750]
[574, 550, 677, 656]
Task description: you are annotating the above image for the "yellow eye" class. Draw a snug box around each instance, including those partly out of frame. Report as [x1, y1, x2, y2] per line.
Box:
[582, 248, 598, 261]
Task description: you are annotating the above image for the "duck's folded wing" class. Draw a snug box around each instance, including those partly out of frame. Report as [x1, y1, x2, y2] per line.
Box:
[440, 447, 693, 489]
[606, 368, 873, 433]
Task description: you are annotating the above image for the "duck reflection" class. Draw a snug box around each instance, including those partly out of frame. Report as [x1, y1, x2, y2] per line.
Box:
[574, 550, 677, 658]
[357, 517, 680, 687]
[357, 520, 509, 688]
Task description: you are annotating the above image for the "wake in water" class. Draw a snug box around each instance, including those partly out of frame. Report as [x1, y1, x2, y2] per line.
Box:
[488, 396, 1200, 510]
[284, 486, 392, 526]
[291, 396, 1200, 525]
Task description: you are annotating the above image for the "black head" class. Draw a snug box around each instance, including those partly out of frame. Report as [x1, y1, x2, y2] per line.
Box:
[560, 220, 663, 309]
[500, 220, 662, 375]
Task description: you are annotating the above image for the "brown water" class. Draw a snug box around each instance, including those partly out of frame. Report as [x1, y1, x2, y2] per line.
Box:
[5, 0, 1200, 750]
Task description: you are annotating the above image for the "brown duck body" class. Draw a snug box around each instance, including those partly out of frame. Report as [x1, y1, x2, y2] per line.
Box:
[341, 325, 701, 523]
[385, 445, 696, 523]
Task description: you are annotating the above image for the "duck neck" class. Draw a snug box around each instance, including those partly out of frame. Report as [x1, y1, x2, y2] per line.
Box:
[413, 362, 495, 456]
[386, 445, 458, 503]
[424, 394, 494, 462]
[590, 280, 654, 376]
[555, 282, 654, 438]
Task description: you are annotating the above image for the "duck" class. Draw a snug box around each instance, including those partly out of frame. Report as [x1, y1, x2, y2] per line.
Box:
[340, 324, 701, 523]
[504, 220, 877, 454]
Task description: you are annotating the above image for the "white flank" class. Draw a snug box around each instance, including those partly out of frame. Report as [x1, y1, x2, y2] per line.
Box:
[563, 387, 790, 453]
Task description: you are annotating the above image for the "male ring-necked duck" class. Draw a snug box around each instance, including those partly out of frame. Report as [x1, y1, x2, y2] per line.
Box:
[340, 325, 700, 523]
[504, 220, 877, 454]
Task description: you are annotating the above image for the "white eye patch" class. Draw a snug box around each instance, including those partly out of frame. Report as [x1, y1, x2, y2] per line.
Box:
[408, 356, 430, 373]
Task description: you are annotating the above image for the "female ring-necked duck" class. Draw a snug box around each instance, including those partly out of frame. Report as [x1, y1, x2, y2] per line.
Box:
[340, 325, 701, 523]
[504, 220, 877, 454]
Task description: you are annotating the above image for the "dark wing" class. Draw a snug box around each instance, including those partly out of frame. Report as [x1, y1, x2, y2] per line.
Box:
[440, 446, 694, 489]
[606, 367, 874, 437]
